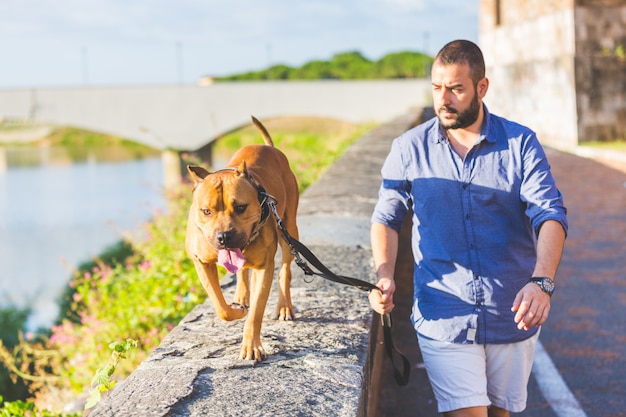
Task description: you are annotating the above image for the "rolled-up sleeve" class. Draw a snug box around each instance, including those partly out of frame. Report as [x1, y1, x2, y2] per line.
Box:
[371, 138, 412, 233]
[520, 133, 568, 237]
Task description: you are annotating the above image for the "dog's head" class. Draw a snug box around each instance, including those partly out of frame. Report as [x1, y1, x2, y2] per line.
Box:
[187, 161, 263, 253]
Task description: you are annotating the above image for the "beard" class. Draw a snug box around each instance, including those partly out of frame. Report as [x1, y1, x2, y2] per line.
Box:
[437, 92, 481, 130]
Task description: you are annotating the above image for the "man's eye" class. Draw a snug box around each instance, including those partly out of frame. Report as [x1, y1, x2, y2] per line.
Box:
[234, 205, 247, 214]
[201, 208, 212, 216]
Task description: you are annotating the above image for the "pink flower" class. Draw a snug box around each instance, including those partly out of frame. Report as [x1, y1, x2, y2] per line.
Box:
[49, 321, 77, 347]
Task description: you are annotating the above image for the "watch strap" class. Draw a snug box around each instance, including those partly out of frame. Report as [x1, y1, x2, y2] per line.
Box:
[529, 276, 555, 297]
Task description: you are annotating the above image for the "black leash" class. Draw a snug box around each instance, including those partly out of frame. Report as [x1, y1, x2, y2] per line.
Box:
[265, 197, 411, 386]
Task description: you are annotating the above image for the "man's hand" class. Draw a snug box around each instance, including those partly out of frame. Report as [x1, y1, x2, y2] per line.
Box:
[511, 282, 551, 331]
[369, 277, 396, 315]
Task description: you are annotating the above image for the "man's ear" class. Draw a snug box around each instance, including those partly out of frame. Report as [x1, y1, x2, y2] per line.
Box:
[477, 77, 489, 99]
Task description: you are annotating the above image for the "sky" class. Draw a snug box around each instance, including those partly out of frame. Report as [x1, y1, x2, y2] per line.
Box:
[0, 0, 478, 88]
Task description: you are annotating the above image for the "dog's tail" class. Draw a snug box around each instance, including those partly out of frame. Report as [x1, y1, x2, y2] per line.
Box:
[251, 116, 274, 147]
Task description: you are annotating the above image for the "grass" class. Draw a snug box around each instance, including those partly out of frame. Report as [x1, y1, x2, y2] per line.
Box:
[0, 125, 160, 162]
[579, 140, 626, 151]
[213, 116, 378, 190]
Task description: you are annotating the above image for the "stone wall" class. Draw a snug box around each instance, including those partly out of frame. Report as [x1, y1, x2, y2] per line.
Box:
[574, 2, 626, 142]
[479, 0, 626, 148]
[479, 0, 578, 149]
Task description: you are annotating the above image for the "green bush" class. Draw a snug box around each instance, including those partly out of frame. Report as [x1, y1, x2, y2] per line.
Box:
[47, 185, 200, 393]
[0, 307, 31, 401]
[0, 395, 80, 417]
[57, 240, 135, 325]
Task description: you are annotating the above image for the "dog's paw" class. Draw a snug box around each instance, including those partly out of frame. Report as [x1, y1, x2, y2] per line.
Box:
[240, 341, 266, 362]
[276, 305, 296, 321]
[229, 303, 248, 319]
[216, 303, 248, 321]
[231, 302, 249, 311]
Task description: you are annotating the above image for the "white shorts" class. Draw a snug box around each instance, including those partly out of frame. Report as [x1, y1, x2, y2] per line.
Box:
[418, 332, 539, 413]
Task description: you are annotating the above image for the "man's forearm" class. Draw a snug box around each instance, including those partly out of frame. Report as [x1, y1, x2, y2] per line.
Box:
[533, 220, 566, 279]
[371, 222, 399, 280]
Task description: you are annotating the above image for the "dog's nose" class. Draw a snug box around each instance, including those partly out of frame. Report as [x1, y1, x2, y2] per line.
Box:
[216, 231, 233, 247]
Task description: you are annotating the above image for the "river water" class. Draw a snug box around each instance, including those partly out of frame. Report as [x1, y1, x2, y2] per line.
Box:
[0, 144, 166, 330]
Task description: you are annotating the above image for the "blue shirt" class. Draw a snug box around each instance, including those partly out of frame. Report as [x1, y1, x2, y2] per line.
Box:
[371, 105, 568, 344]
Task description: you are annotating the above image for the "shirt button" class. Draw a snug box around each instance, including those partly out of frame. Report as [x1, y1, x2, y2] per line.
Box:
[462, 183, 468, 189]
[465, 214, 470, 220]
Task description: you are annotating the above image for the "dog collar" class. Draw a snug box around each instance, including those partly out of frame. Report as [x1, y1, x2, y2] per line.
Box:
[246, 184, 272, 245]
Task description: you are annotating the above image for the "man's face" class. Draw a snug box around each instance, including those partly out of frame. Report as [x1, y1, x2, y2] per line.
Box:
[431, 62, 485, 130]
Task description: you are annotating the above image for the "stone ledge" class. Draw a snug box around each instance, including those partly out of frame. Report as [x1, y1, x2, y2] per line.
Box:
[89, 113, 417, 417]
[90, 246, 375, 417]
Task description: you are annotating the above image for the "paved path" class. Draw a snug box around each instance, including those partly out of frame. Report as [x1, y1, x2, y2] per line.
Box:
[528, 149, 626, 417]
[371, 146, 626, 417]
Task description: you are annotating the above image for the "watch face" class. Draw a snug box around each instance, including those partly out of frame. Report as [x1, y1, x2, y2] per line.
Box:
[532, 277, 554, 295]
[542, 279, 555, 293]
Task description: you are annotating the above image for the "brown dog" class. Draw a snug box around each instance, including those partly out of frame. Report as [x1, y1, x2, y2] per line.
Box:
[185, 116, 299, 361]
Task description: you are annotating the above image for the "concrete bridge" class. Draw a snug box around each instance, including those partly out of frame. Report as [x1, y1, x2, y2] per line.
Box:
[0, 80, 431, 185]
[0, 80, 431, 153]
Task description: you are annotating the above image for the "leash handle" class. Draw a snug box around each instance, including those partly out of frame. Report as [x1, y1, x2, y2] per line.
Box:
[382, 313, 411, 386]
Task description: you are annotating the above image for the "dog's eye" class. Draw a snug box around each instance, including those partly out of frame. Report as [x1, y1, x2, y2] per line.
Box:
[234, 204, 247, 214]
[200, 208, 213, 216]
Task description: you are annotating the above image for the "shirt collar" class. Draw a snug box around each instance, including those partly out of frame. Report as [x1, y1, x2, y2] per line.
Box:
[480, 104, 495, 144]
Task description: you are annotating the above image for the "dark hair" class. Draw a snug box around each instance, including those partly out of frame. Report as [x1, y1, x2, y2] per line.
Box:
[435, 40, 485, 85]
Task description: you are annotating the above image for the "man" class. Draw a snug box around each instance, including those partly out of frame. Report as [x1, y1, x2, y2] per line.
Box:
[369, 40, 567, 417]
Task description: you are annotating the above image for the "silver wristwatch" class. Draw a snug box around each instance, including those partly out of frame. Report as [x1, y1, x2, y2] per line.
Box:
[529, 277, 555, 297]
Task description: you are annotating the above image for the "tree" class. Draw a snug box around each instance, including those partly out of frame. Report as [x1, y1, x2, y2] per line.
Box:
[375, 51, 433, 78]
[329, 51, 374, 79]
[216, 49, 433, 81]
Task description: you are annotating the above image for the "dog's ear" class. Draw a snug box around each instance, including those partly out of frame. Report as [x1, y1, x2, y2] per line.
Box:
[236, 160, 249, 177]
[187, 165, 210, 183]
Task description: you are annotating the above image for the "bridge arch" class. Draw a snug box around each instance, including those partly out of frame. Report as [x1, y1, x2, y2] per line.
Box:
[1, 80, 431, 186]
[0, 80, 431, 151]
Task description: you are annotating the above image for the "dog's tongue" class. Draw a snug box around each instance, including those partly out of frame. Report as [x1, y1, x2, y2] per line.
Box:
[217, 249, 246, 274]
